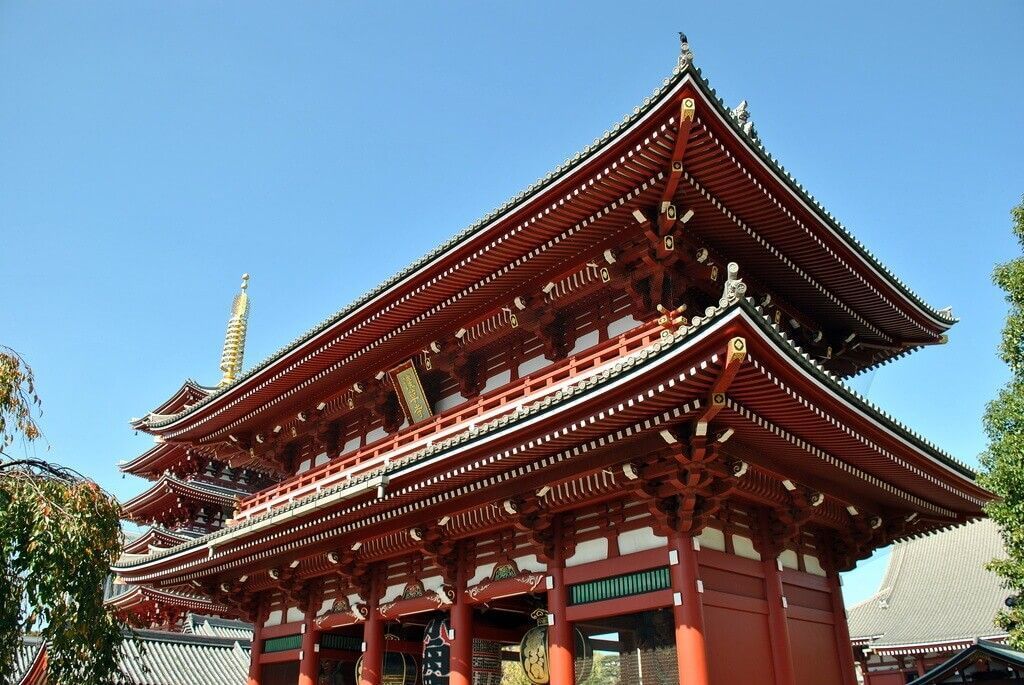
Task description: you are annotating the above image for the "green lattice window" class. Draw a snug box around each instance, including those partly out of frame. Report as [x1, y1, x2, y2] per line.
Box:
[263, 634, 302, 653]
[568, 566, 671, 605]
[320, 633, 362, 651]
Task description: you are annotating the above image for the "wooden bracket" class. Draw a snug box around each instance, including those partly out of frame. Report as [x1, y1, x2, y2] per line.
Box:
[507, 496, 569, 564]
[513, 294, 574, 361]
[430, 339, 485, 399]
[657, 96, 697, 236]
[633, 434, 740, 537]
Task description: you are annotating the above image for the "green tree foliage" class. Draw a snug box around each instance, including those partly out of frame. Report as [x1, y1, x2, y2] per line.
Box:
[0, 347, 126, 683]
[981, 197, 1024, 647]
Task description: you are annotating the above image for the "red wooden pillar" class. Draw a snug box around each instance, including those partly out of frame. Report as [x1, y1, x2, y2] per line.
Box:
[827, 570, 858, 685]
[360, 577, 384, 685]
[451, 555, 474, 685]
[247, 596, 266, 685]
[670, 532, 710, 685]
[763, 557, 797, 685]
[914, 655, 926, 677]
[299, 590, 322, 685]
[547, 523, 575, 685]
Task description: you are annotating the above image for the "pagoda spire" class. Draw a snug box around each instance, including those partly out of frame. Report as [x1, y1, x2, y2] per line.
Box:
[218, 273, 250, 388]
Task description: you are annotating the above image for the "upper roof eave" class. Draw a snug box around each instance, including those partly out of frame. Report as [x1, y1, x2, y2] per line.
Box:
[140, 52, 956, 438]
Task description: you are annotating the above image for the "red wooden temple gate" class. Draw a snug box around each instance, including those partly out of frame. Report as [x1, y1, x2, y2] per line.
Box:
[112, 35, 991, 685]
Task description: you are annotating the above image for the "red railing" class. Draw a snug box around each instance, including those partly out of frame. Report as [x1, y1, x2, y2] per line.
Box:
[233, 316, 665, 520]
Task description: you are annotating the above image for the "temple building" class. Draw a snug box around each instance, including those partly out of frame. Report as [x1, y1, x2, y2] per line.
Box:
[849, 519, 1011, 684]
[111, 35, 992, 685]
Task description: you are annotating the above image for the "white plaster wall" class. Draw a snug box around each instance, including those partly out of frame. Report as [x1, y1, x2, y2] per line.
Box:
[617, 527, 667, 555]
[732, 535, 761, 561]
[435, 393, 463, 413]
[420, 574, 446, 594]
[698, 527, 726, 552]
[313, 452, 330, 467]
[380, 582, 407, 604]
[514, 553, 546, 573]
[779, 549, 799, 570]
[804, 554, 826, 577]
[568, 330, 600, 357]
[365, 427, 387, 444]
[264, 609, 283, 627]
[518, 354, 547, 378]
[315, 598, 334, 617]
[607, 314, 643, 338]
[481, 369, 512, 395]
[469, 562, 497, 587]
[286, 607, 305, 623]
[565, 538, 608, 567]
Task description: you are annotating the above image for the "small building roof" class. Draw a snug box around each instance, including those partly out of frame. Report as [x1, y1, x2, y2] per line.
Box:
[4, 636, 44, 685]
[121, 474, 245, 527]
[907, 639, 1024, 684]
[182, 613, 254, 640]
[848, 518, 1010, 654]
[9, 631, 251, 685]
[130, 379, 213, 431]
[117, 629, 250, 685]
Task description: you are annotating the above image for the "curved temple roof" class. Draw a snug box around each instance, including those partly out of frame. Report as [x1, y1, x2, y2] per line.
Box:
[848, 518, 1009, 654]
[122, 475, 245, 526]
[113, 298, 986, 586]
[134, 44, 955, 443]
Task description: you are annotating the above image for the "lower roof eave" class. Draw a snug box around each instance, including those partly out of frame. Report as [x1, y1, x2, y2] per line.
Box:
[112, 301, 988, 585]
[871, 635, 1009, 656]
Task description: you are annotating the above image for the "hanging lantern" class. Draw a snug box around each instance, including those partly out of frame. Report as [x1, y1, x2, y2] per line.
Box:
[355, 634, 418, 685]
[421, 618, 503, 685]
[518, 609, 593, 684]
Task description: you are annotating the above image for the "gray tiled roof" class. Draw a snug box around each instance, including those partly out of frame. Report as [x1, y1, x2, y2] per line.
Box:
[8, 631, 251, 685]
[848, 518, 1010, 648]
[4, 637, 43, 685]
[116, 630, 250, 685]
[182, 614, 254, 641]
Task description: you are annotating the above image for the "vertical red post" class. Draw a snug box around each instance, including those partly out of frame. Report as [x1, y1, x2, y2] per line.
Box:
[298, 590, 322, 685]
[763, 557, 797, 685]
[670, 532, 710, 685]
[547, 521, 575, 685]
[360, 576, 384, 685]
[827, 569, 858, 685]
[450, 553, 474, 685]
[914, 655, 926, 677]
[247, 596, 266, 685]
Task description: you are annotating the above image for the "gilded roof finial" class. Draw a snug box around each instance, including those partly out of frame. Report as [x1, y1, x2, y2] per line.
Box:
[218, 273, 250, 388]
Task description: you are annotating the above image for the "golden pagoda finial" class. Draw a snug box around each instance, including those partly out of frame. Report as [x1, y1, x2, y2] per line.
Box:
[218, 273, 250, 388]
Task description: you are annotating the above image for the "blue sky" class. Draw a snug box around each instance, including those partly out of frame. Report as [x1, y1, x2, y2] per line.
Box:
[2, 2, 1022, 607]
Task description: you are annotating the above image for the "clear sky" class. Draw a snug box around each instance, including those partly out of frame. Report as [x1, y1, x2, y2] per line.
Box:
[2, 2, 1022, 607]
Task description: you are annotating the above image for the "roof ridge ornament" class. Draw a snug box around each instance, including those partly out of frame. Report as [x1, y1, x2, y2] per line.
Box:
[218, 274, 250, 389]
[677, 32, 694, 70]
[731, 100, 759, 141]
[719, 262, 748, 307]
